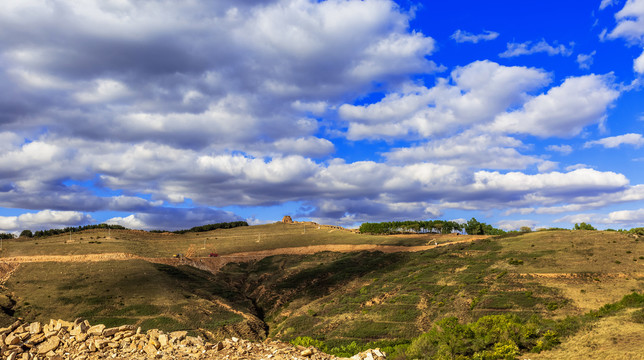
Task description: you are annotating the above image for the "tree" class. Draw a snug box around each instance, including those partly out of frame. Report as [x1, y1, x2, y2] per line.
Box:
[465, 218, 484, 235]
[519, 226, 532, 233]
[574, 222, 596, 231]
[20, 229, 33, 238]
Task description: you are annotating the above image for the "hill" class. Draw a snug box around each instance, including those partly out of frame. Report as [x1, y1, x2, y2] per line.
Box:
[0, 224, 642, 358]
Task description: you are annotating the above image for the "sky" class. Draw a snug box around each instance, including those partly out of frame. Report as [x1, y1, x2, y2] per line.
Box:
[0, 0, 644, 233]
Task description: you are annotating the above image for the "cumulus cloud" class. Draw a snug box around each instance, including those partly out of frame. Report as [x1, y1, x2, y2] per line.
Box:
[584, 133, 644, 148]
[608, 0, 644, 43]
[607, 0, 644, 74]
[496, 219, 536, 231]
[635, 50, 644, 73]
[470, 168, 628, 194]
[577, 51, 597, 70]
[0, 0, 642, 229]
[450, 30, 499, 43]
[546, 144, 573, 155]
[341, 60, 550, 140]
[0, 0, 437, 153]
[0, 210, 92, 233]
[491, 74, 620, 137]
[499, 39, 574, 58]
[600, 0, 617, 10]
[556, 208, 644, 228]
[107, 207, 242, 231]
[385, 131, 544, 170]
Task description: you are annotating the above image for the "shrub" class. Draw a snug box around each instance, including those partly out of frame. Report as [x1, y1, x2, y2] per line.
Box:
[290, 336, 328, 352]
[573, 222, 596, 231]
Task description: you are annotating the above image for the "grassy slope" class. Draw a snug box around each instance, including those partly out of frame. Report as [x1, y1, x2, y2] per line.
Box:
[2, 260, 259, 336]
[0, 223, 461, 258]
[216, 230, 643, 348]
[0, 227, 642, 356]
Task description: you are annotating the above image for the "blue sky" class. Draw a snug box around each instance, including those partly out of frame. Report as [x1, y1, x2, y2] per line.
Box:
[0, 0, 643, 232]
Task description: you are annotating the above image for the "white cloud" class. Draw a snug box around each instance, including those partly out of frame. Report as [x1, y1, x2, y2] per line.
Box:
[270, 137, 335, 158]
[451, 30, 499, 43]
[291, 100, 328, 115]
[491, 74, 620, 137]
[546, 144, 573, 155]
[608, 0, 644, 43]
[584, 133, 644, 148]
[74, 79, 131, 104]
[385, 131, 543, 170]
[499, 39, 574, 58]
[635, 50, 644, 73]
[577, 51, 597, 70]
[607, 0, 644, 74]
[606, 208, 644, 223]
[565, 163, 593, 171]
[555, 213, 600, 225]
[600, 0, 617, 10]
[556, 208, 644, 227]
[341, 60, 550, 140]
[537, 161, 559, 172]
[471, 168, 628, 193]
[496, 219, 536, 231]
[106, 207, 242, 231]
[0, 210, 92, 232]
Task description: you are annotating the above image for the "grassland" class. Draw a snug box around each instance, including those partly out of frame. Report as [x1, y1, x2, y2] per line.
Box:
[1, 260, 263, 337]
[0, 225, 642, 358]
[0, 223, 464, 258]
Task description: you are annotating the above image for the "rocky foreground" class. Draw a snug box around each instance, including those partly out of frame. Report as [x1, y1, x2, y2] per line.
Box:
[0, 319, 387, 359]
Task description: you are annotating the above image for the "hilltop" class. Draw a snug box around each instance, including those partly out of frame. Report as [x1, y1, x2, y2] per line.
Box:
[0, 223, 642, 358]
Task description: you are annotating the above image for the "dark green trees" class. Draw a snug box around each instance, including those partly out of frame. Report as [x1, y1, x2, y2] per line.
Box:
[19, 229, 33, 238]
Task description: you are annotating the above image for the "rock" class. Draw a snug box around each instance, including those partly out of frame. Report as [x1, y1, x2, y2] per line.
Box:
[143, 343, 158, 356]
[87, 324, 105, 336]
[25, 333, 46, 345]
[0, 321, 21, 335]
[118, 324, 136, 332]
[282, 215, 293, 223]
[102, 327, 119, 337]
[5, 334, 21, 346]
[0, 318, 363, 359]
[56, 319, 73, 330]
[28, 322, 41, 334]
[36, 335, 60, 354]
[158, 334, 168, 347]
[170, 331, 187, 342]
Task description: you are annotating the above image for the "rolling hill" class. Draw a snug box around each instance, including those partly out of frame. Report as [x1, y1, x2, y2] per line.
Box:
[0, 223, 642, 358]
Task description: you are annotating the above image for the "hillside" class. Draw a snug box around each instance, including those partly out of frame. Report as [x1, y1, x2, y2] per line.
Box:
[0, 225, 642, 358]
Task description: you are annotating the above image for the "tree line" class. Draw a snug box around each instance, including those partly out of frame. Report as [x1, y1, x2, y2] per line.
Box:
[18, 224, 128, 238]
[150, 221, 249, 234]
[359, 218, 505, 235]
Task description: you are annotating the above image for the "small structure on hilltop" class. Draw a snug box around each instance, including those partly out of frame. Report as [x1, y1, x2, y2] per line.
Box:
[282, 215, 293, 224]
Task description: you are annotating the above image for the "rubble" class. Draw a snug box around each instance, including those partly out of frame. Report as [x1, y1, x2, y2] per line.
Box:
[0, 318, 387, 359]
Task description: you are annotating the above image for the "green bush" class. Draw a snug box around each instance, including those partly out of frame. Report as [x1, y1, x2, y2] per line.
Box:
[402, 315, 564, 359]
[290, 336, 328, 352]
[573, 222, 596, 231]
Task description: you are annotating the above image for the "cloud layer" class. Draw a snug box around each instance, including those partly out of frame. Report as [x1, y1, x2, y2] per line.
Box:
[0, 0, 642, 231]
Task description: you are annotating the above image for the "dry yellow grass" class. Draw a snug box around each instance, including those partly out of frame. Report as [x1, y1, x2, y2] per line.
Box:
[525, 310, 644, 360]
[0, 223, 482, 258]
